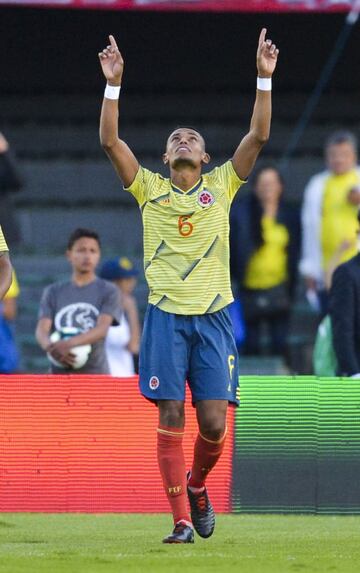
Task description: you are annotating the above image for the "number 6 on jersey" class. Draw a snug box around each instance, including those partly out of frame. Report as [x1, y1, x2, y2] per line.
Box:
[178, 215, 194, 237]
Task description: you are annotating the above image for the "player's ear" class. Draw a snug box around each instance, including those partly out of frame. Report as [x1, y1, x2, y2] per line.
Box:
[163, 152, 169, 165]
[65, 249, 72, 262]
[202, 152, 211, 165]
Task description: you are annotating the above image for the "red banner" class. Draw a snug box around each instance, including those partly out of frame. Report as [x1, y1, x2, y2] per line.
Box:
[0, 375, 233, 512]
[0, 0, 356, 12]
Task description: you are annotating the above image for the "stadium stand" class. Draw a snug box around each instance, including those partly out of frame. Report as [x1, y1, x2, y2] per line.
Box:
[0, 6, 357, 375]
[2, 87, 351, 373]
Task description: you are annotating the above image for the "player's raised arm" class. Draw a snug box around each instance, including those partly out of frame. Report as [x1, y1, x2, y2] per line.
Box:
[232, 28, 279, 181]
[99, 35, 139, 188]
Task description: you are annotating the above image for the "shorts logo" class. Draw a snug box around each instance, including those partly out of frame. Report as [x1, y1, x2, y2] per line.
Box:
[197, 189, 215, 208]
[228, 355, 235, 379]
[149, 376, 160, 390]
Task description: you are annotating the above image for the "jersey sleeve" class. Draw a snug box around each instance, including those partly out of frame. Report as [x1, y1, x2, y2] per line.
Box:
[38, 285, 55, 321]
[124, 166, 161, 207]
[4, 270, 20, 299]
[209, 160, 246, 202]
[0, 226, 9, 252]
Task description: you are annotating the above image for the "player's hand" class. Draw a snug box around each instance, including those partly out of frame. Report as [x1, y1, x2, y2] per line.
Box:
[256, 28, 279, 78]
[98, 35, 124, 86]
[48, 340, 76, 367]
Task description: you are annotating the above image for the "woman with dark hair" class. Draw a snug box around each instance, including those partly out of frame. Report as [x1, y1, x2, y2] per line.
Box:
[230, 166, 301, 359]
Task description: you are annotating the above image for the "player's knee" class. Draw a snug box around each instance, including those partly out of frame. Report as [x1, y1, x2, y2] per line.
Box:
[199, 417, 226, 442]
[158, 401, 184, 428]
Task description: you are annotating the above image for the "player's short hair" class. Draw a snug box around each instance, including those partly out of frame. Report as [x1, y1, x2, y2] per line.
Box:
[67, 228, 101, 250]
[325, 131, 358, 152]
[167, 126, 205, 147]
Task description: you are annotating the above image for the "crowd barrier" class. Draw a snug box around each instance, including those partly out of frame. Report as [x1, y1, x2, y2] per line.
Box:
[0, 375, 359, 513]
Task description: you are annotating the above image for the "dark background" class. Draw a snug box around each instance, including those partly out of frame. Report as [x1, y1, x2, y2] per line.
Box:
[1, 7, 358, 93]
[1, 6, 358, 374]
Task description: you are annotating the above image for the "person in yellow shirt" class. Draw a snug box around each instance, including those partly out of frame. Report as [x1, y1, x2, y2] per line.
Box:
[3, 269, 20, 320]
[300, 131, 360, 314]
[230, 166, 300, 359]
[0, 225, 12, 300]
[98, 30, 278, 543]
[0, 267, 19, 373]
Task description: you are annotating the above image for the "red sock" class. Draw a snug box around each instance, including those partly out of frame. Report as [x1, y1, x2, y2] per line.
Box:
[157, 425, 191, 525]
[188, 429, 227, 489]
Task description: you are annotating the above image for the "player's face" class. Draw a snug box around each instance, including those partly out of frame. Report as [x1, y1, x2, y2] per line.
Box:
[326, 142, 357, 175]
[163, 129, 210, 169]
[66, 237, 101, 275]
[254, 169, 283, 203]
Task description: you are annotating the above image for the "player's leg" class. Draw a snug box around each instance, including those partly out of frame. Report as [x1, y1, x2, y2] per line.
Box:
[138, 305, 193, 543]
[186, 400, 227, 539]
[157, 400, 194, 543]
[187, 308, 239, 538]
[190, 399, 228, 487]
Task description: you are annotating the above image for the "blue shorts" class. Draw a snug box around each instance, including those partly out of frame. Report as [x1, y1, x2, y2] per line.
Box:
[139, 304, 240, 406]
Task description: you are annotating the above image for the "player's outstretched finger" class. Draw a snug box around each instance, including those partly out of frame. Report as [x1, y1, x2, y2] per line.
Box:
[258, 28, 267, 47]
[109, 34, 119, 50]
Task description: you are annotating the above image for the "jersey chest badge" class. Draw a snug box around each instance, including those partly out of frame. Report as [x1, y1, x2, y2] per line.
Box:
[197, 189, 215, 208]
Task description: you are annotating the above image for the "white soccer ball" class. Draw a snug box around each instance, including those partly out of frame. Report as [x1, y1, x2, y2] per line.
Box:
[47, 327, 91, 370]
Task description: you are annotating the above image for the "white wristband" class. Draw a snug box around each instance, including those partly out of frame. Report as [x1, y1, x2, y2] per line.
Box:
[257, 77, 272, 91]
[104, 84, 121, 100]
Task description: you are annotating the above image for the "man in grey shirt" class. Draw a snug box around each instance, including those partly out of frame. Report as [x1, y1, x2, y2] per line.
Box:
[36, 228, 121, 374]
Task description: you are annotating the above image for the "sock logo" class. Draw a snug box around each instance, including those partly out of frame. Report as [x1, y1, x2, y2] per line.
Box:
[149, 376, 160, 390]
[168, 485, 182, 495]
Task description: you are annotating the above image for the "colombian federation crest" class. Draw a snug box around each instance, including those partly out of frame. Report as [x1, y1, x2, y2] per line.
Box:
[197, 189, 215, 208]
[149, 376, 160, 390]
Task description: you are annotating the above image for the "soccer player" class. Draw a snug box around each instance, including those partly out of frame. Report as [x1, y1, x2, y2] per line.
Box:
[36, 228, 121, 373]
[99, 29, 279, 543]
[0, 226, 12, 301]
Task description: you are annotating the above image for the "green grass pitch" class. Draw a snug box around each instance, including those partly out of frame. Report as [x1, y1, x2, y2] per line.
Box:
[0, 514, 360, 572]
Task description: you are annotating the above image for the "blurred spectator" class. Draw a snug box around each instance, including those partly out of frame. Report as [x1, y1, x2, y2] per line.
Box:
[300, 131, 360, 314]
[329, 211, 360, 377]
[230, 165, 300, 359]
[313, 240, 352, 376]
[0, 131, 22, 245]
[0, 270, 20, 373]
[312, 242, 348, 377]
[99, 257, 141, 376]
[35, 228, 121, 374]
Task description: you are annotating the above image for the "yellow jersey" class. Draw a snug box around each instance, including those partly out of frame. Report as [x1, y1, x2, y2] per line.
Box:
[4, 270, 20, 300]
[126, 161, 245, 315]
[321, 170, 359, 270]
[244, 215, 289, 289]
[0, 226, 8, 252]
